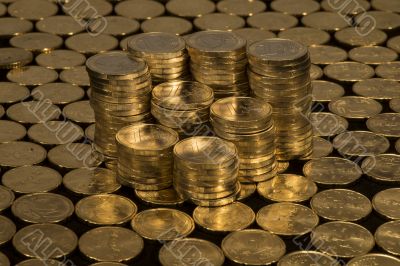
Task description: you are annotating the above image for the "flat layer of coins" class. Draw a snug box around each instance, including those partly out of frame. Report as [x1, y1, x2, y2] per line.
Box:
[211, 97, 278, 183]
[248, 38, 313, 160]
[173, 136, 240, 206]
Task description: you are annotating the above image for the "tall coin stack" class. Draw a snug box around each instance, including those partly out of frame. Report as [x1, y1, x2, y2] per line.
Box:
[186, 30, 249, 99]
[247, 39, 313, 160]
[127, 32, 189, 84]
[173, 136, 240, 207]
[210, 97, 278, 183]
[116, 124, 179, 191]
[151, 81, 214, 137]
[86, 51, 152, 164]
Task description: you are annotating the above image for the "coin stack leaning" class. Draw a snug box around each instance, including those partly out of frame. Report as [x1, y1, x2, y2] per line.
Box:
[127, 32, 189, 84]
[211, 97, 278, 183]
[186, 30, 249, 99]
[173, 136, 240, 206]
[86, 51, 153, 165]
[248, 39, 313, 160]
[116, 124, 179, 191]
[151, 81, 214, 137]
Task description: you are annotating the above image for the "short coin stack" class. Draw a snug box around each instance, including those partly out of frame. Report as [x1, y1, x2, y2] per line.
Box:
[116, 124, 179, 191]
[86, 51, 152, 162]
[173, 136, 240, 206]
[186, 30, 249, 99]
[151, 81, 214, 137]
[248, 39, 313, 160]
[127, 32, 189, 84]
[211, 97, 278, 183]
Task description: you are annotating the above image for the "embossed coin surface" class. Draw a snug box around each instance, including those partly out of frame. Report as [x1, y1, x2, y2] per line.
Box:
[0, 141, 46, 167]
[362, 154, 400, 183]
[373, 188, 400, 220]
[324, 62, 375, 83]
[329, 96, 382, 119]
[349, 46, 398, 65]
[366, 113, 400, 137]
[347, 253, 400, 266]
[353, 78, 400, 100]
[278, 251, 339, 266]
[375, 220, 400, 256]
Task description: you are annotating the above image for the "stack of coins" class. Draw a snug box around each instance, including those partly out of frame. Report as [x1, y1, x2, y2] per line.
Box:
[248, 38, 313, 160]
[127, 32, 188, 84]
[116, 124, 179, 191]
[86, 51, 152, 161]
[151, 81, 214, 137]
[186, 30, 249, 99]
[173, 136, 240, 206]
[210, 97, 278, 183]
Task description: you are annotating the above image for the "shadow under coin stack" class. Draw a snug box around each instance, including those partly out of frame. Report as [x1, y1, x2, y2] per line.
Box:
[86, 51, 153, 168]
[116, 124, 179, 191]
[186, 30, 249, 99]
[127, 32, 189, 84]
[151, 81, 214, 138]
[173, 136, 240, 207]
[248, 39, 313, 160]
[211, 97, 278, 183]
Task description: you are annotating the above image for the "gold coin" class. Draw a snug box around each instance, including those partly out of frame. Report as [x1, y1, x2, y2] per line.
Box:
[0, 185, 15, 212]
[310, 189, 371, 221]
[335, 27, 387, 47]
[141, 16, 193, 35]
[35, 50, 86, 70]
[194, 13, 245, 31]
[48, 143, 102, 170]
[222, 229, 286, 265]
[320, 0, 370, 15]
[115, 0, 165, 20]
[0, 120, 26, 143]
[159, 238, 224, 266]
[79, 226, 143, 262]
[310, 112, 348, 137]
[7, 101, 61, 124]
[62, 0, 112, 18]
[355, 11, 400, 32]
[329, 96, 382, 119]
[0, 141, 46, 167]
[10, 32, 62, 53]
[247, 12, 298, 31]
[347, 253, 400, 266]
[2, 166, 61, 194]
[131, 208, 194, 241]
[90, 263, 127, 266]
[271, 0, 320, 16]
[324, 61, 375, 82]
[349, 46, 398, 65]
[75, 194, 137, 225]
[28, 121, 83, 145]
[135, 188, 185, 206]
[193, 202, 255, 233]
[388, 36, 400, 53]
[88, 16, 139, 37]
[301, 11, 350, 31]
[85, 124, 95, 142]
[353, 78, 400, 100]
[166, 0, 215, 18]
[16, 259, 66, 266]
[310, 63, 323, 80]
[309, 45, 347, 65]
[300, 136, 333, 159]
[278, 27, 330, 46]
[257, 174, 318, 202]
[7, 66, 58, 86]
[396, 138, 400, 153]
[312, 80, 344, 102]
[372, 0, 400, 12]
[65, 33, 118, 55]
[256, 202, 319, 236]
[375, 62, 400, 81]
[8, 0, 58, 20]
[0, 252, 9, 266]
[0, 82, 27, 104]
[31, 82, 84, 105]
[366, 113, 400, 137]
[0, 17, 33, 38]
[361, 154, 400, 184]
[36, 15, 84, 37]
[278, 251, 339, 266]
[60, 66, 90, 87]
[0, 48, 33, 69]
[334, 131, 390, 157]
[0, 215, 16, 246]
[303, 157, 362, 186]
[237, 182, 256, 200]
[375, 220, 400, 256]
[63, 100, 95, 124]
[311, 221, 374, 258]
[217, 0, 266, 17]
[0, 3, 5, 16]
[233, 27, 276, 46]
[13, 224, 78, 259]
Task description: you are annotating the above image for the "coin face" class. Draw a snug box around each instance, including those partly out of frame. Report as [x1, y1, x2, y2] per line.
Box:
[48, 143, 102, 169]
[329, 96, 382, 119]
[7, 66, 58, 86]
[0, 252, 9, 266]
[310, 112, 349, 137]
[347, 253, 400, 266]
[376, 62, 400, 81]
[396, 139, 400, 153]
[28, 121, 84, 145]
[237, 182, 256, 200]
[361, 154, 400, 183]
[248, 38, 308, 62]
[301, 137, 333, 159]
[13, 224, 78, 259]
[35, 50, 86, 70]
[271, 0, 320, 16]
[311, 221, 374, 258]
[135, 188, 185, 206]
[324, 62, 375, 82]
[63, 100, 95, 124]
[15, 259, 66, 266]
[10, 32, 63, 53]
[234, 28, 276, 46]
[355, 11, 400, 31]
[0, 141, 47, 167]
[366, 113, 400, 137]
[373, 188, 400, 220]
[36, 15, 85, 37]
[278, 251, 340, 266]
[75, 194, 137, 225]
[140, 16, 193, 35]
[79, 226, 143, 262]
[388, 36, 400, 53]
[8, 0, 58, 20]
[0, 185, 14, 212]
[375, 220, 400, 256]
[247, 12, 298, 31]
[301, 11, 350, 31]
[115, 0, 165, 20]
[194, 13, 245, 31]
[309, 45, 348, 65]
[0, 47, 33, 69]
[0, 17, 33, 38]
[131, 208, 194, 241]
[312, 80, 345, 103]
[303, 157, 362, 186]
[193, 202, 255, 232]
[222, 229, 286, 265]
[186, 30, 246, 53]
[88, 16, 140, 37]
[65, 33, 118, 55]
[159, 238, 224, 266]
[59, 66, 90, 87]
[256, 202, 319, 236]
[90, 263, 127, 266]
[0, 215, 16, 246]
[353, 78, 400, 100]
[0, 120, 26, 143]
[128, 32, 186, 55]
[349, 46, 398, 65]
[217, 0, 266, 16]
[321, 0, 370, 14]
[334, 27, 387, 47]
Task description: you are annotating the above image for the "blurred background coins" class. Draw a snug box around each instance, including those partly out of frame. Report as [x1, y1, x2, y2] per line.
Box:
[248, 38, 313, 160]
[173, 136, 240, 206]
[211, 97, 278, 183]
[186, 30, 249, 99]
[127, 32, 189, 83]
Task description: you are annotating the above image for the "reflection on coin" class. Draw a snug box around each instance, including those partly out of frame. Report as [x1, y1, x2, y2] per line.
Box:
[65, 33, 118, 55]
[0, 185, 14, 212]
[7, 101, 61, 124]
[13, 224, 78, 259]
[48, 143, 102, 170]
[79, 226, 143, 262]
[193, 202, 255, 233]
[36, 15, 84, 37]
[256, 202, 319, 236]
[217, 0, 266, 17]
[63, 100, 95, 124]
[278, 27, 330, 46]
[311, 189, 371, 221]
[135, 188, 185, 206]
[375, 220, 400, 256]
[237, 182, 256, 201]
[353, 78, 400, 100]
[312, 80, 345, 102]
[0, 82, 29, 104]
[166, 0, 215, 18]
[0, 120, 26, 143]
[349, 46, 397, 65]
[7, 66, 58, 86]
[375, 62, 400, 81]
[311, 221, 374, 258]
[329, 96, 382, 119]
[131, 208, 194, 241]
[115, 0, 165, 20]
[347, 253, 400, 266]
[12, 193, 74, 224]
[159, 238, 224, 266]
[302, 11, 350, 32]
[8, 0, 58, 20]
[247, 12, 298, 31]
[0, 215, 16, 246]
[361, 154, 400, 184]
[140, 16, 193, 35]
[16, 259, 66, 266]
[60, 66, 90, 87]
[271, 0, 319, 16]
[63, 168, 120, 196]
[222, 229, 286, 265]
[309, 45, 347, 65]
[35, 50, 86, 70]
[2, 166, 61, 194]
[194, 13, 245, 31]
[0, 141, 46, 167]
[0, 17, 33, 38]
[366, 113, 400, 137]
[278, 251, 339, 266]
[324, 62, 374, 83]
[76, 194, 137, 225]
[258, 174, 318, 202]
[0, 252, 9, 266]
[303, 157, 362, 186]
[335, 27, 387, 47]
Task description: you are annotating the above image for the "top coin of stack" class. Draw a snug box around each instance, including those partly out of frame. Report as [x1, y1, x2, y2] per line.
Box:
[86, 51, 153, 160]
[151, 80, 214, 137]
[186, 30, 249, 99]
[173, 136, 240, 206]
[116, 124, 179, 191]
[248, 38, 313, 160]
[211, 97, 278, 183]
[127, 32, 189, 84]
